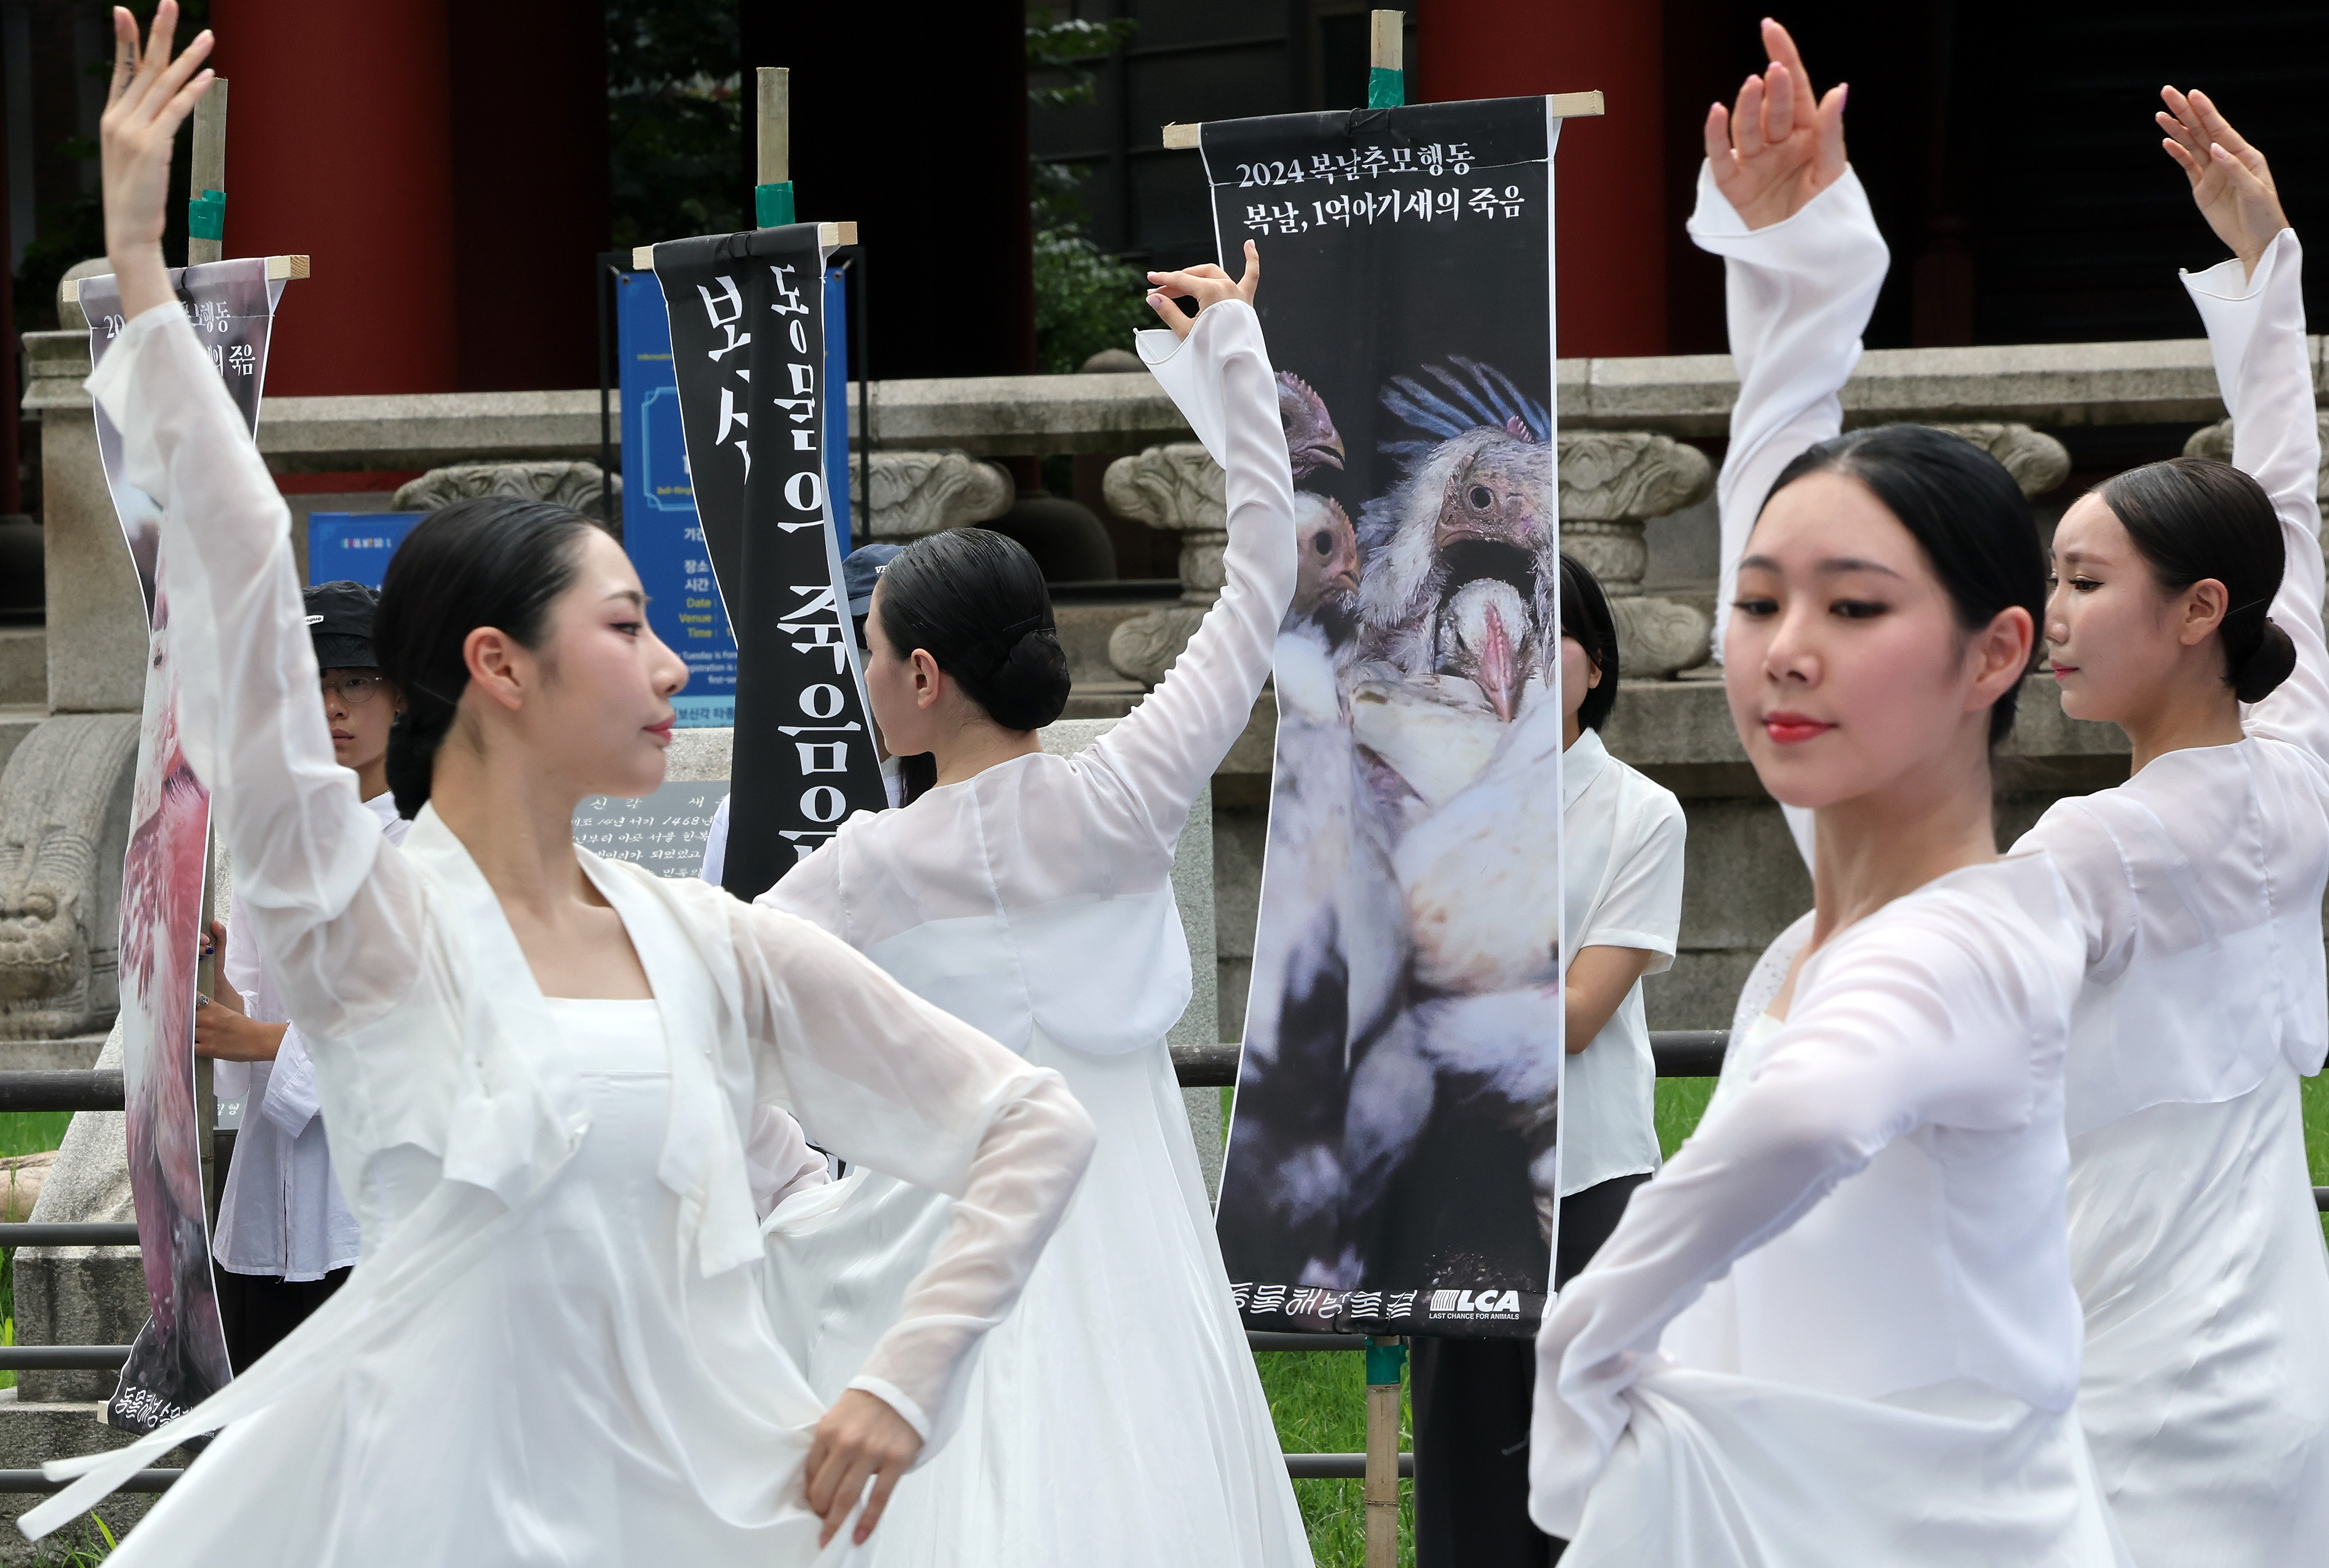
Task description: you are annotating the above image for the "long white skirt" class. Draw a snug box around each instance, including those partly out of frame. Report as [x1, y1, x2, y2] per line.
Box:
[1562, 1369, 2127, 1567]
[764, 1030, 1310, 1568]
[2069, 1059, 2329, 1567]
[98, 1053, 855, 1566]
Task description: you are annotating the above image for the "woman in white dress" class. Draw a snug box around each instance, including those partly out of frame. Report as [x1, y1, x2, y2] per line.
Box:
[753, 248, 1312, 1566]
[1528, 22, 2122, 1565]
[1406, 552, 1687, 1567]
[29, 13, 1096, 1560]
[2010, 90, 2329, 1566]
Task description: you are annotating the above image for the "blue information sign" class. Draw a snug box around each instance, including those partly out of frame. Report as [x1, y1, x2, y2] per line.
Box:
[617, 266, 855, 729]
[307, 511, 425, 589]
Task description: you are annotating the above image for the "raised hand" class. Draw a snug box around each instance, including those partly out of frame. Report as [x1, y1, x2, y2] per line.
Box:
[1704, 18, 1847, 232]
[1146, 239, 1262, 341]
[2158, 87, 2288, 280]
[99, 1, 214, 318]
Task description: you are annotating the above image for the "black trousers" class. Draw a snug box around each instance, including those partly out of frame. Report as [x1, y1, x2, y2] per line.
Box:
[213, 1263, 353, 1374]
[1410, 1170, 1651, 1568]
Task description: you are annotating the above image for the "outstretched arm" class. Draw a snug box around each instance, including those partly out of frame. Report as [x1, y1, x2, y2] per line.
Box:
[1696, 20, 1888, 664]
[94, 5, 421, 1037]
[1081, 247, 1297, 856]
[2162, 91, 2327, 760]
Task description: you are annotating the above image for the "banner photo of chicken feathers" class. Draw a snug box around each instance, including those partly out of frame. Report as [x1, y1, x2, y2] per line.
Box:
[1207, 97, 1565, 1339]
[79, 260, 291, 1429]
[649, 225, 885, 901]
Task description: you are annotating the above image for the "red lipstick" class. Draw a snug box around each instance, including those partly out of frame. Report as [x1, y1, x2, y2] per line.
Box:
[1764, 711, 1833, 745]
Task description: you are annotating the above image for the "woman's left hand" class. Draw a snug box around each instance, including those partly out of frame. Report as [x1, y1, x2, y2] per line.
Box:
[2158, 86, 2288, 280]
[802, 1388, 923, 1547]
[1145, 240, 1261, 341]
[99, 1, 214, 318]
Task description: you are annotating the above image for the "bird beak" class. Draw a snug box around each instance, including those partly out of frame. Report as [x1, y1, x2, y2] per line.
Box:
[1332, 568, 1360, 596]
[1476, 607, 1518, 722]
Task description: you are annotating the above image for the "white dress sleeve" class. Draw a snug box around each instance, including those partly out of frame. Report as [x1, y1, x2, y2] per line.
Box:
[699, 794, 731, 887]
[2186, 231, 2329, 762]
[1079, 300, 1297, 851]
[257, 1025, 324, 1139]
[725, 900, 1097, 1437]
[1691, 164, 1891, 664]
[84, 307, 423, 1040]
[1529, 894, 2043, 1528]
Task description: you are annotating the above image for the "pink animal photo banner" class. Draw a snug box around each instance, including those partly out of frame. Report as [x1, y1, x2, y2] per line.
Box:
[1206, 96, 1567, 1340]
[78, 259, 292, 1432]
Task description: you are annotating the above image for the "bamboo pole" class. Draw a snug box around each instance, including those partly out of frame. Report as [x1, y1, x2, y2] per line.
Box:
[186, 79, 227, 266]
[1364, 1336, 1406, 1567]
[755, 66, 794, 228]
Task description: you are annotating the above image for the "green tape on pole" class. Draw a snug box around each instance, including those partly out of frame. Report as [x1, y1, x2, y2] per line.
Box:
[1365, 1339, 1407, 1385]
[1367, 67, 1404, 109]
[187, 188, 226, 242]
[755, 182, 796, 228]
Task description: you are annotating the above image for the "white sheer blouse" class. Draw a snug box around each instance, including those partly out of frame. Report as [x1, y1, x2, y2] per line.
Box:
[76, 301, 1096, 1443]
[759, 300, 1295, 1056]
[2013, 229, 2329, 1133]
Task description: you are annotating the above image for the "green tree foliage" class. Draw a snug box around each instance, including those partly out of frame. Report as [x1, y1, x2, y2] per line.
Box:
[607, 0, 742, 251]
[1027, 9, 1149, 374]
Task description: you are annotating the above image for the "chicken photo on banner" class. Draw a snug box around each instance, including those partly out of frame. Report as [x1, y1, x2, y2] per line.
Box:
[1204, 97, 1565, 1340]
[79, 259, 291, 1428]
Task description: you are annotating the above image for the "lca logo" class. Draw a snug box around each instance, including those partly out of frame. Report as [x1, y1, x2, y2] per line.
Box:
[1429, 1287, 1523, 1318]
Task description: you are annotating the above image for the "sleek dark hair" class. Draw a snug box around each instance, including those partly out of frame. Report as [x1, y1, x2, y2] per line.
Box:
[374, 497, 606, 817]
[1557, 552, 1620, 732]
[2096, 456, 2294, 704]
[873, 528, 1071, 732]
[1764, 424, 2044, 746]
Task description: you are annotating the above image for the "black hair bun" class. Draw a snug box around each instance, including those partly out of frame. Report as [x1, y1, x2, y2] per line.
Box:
[2235, 617, 2298, 704]
[983, 628, 1072, 731]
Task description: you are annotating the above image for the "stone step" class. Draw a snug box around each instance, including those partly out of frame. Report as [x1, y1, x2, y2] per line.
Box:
[0, 1393, 190, 1561]
[0, 1035, 107, 1072]
[0, 630, 41, 709]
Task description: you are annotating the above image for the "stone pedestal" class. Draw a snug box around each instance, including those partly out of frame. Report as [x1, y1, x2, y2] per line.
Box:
[22, 331, 144, 714]
[1559, 430, 1718, 677]
[1100, 444, 1224, 687]
[848, 450, 1013, 542]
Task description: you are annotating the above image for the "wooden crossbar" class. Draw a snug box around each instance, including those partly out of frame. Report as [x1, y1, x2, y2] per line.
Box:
[61, 254, 309, 306]
[631, 221, 857, 272]
[1161, 89, 1604, 149]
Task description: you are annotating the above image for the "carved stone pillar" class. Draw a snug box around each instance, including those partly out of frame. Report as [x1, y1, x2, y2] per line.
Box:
[1102, 444, 1226, 686]
[394, 461, 622, 535]
[1928, 422, 2073, 500]
[2183, 412, 2329, 502]
[1559, 430, 1717, 678]
[848, 449, 1014, 542]
[0, 715, 140, 1042]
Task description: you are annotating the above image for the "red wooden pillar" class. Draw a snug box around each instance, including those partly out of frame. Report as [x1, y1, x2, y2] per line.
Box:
[211, 0, 460, 396]
[1415, 0, 1667, 358]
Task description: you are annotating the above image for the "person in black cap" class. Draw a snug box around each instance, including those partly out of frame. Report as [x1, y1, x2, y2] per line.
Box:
[193, 581, 407, 1369]
[699, 543, 921, 886]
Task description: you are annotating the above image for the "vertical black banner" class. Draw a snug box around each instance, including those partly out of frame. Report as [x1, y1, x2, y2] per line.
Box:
[653, 226, 885, 898]
[79, 260, 287, 1426]
[1206, 99, 1566, 1340]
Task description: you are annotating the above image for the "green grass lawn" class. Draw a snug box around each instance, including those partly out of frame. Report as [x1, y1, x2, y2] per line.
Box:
[0, 1112, 80, 1392]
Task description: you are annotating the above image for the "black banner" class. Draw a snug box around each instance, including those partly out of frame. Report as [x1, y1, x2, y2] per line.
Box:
[80, 260, 289, 1427]
[652, 226, 885, 898]
[1207, 98, 1566, 1339]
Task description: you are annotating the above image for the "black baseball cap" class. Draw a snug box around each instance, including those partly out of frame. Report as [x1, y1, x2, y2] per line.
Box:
[844, 543, 904, 619]
[304, 580, 380, 669]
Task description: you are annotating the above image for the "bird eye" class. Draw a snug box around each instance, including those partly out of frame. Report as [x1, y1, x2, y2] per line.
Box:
[1468, 485, 1494, 511]
[1311, 532, 1332, 555]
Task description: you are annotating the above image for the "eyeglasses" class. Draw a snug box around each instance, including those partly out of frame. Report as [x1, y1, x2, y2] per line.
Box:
[320, 674, 385, 707]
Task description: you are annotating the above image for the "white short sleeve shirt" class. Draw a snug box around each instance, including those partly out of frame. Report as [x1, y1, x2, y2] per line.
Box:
[1557, 728, 1687, 1195]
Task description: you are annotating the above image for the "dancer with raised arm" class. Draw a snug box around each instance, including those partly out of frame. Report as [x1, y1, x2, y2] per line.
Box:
[2012, 90, 2329, 1566]
[30, 10, 1095, 1560]
[1527, 22, 2123, 1565]
[754, 245, 1309, 1566]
